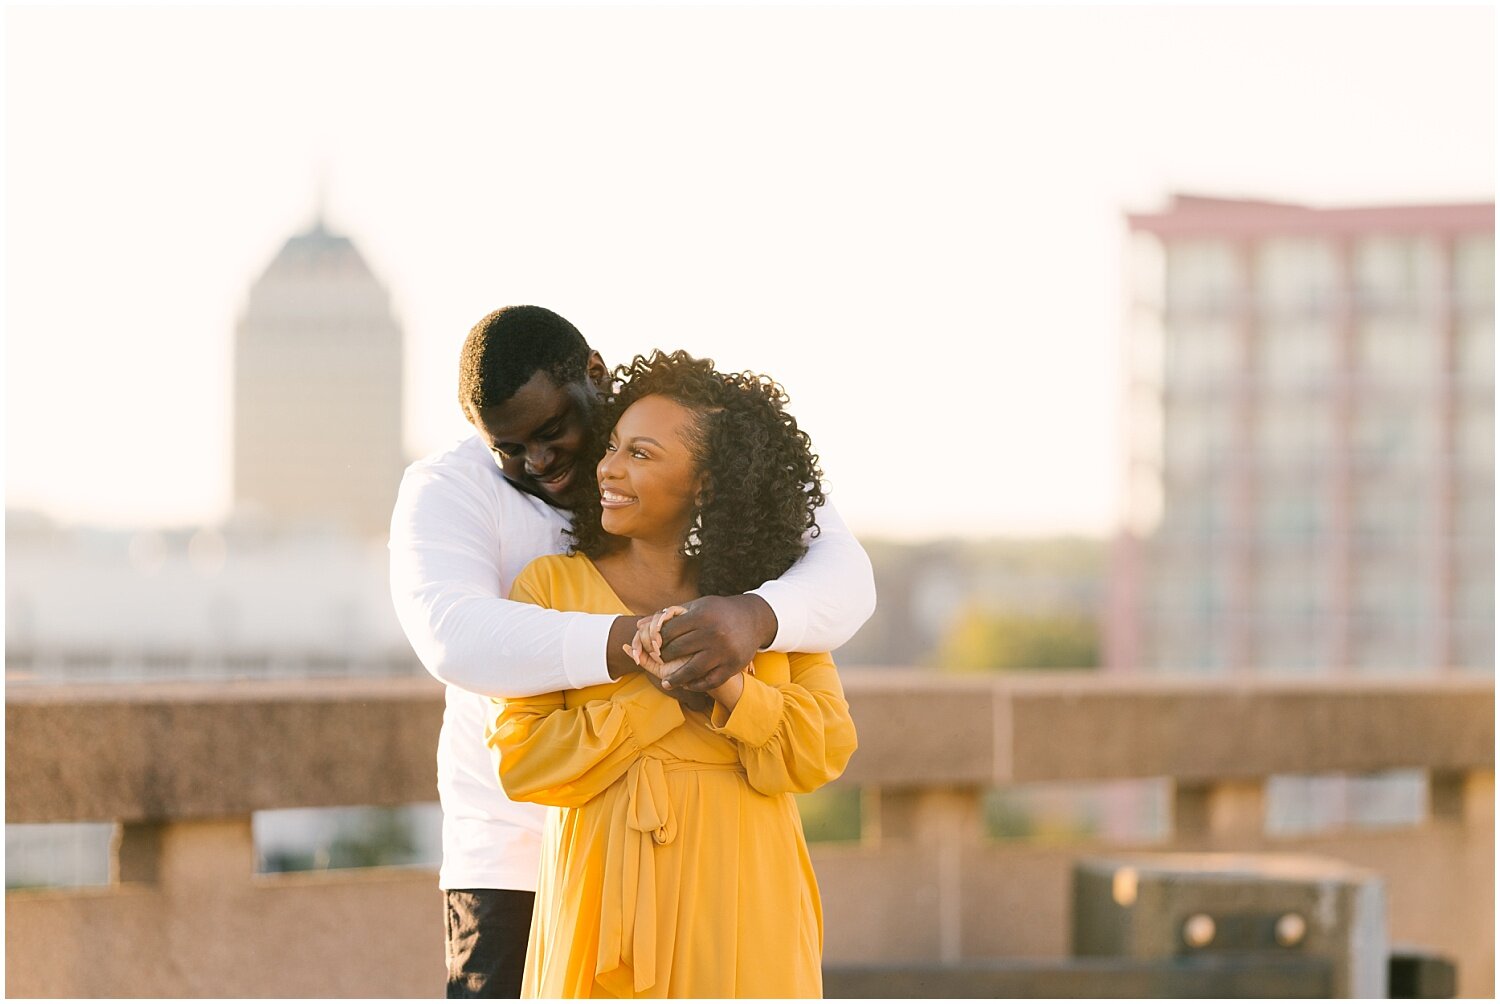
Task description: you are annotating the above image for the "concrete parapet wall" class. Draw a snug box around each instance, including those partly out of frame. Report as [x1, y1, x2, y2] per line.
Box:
[6, 671, 1494, 997]
[7, 677, 444, 823]
[8, 819, 443, 997]
[9, 671, 1491, 821]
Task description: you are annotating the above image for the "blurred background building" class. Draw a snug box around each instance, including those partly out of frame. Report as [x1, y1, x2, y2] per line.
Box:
[8, 215, 411, 682]
[1110, 195, 1494, 676]
[7, 213, 424, 887]
[233, 215, 406, 539]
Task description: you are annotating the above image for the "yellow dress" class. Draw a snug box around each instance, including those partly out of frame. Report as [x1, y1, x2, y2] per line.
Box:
[487, 553, 858, 999]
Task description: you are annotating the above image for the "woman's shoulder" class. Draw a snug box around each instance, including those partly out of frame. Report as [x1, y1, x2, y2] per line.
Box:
[510, 549, 591, 594]
[519, 551, 593, 575]
[510, 551, 613, 611]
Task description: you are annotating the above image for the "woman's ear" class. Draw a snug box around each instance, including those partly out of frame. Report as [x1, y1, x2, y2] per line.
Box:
[694, 472, 714, 508]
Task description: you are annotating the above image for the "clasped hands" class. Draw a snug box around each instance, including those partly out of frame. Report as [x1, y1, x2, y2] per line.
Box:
[622, 600, 755, 714]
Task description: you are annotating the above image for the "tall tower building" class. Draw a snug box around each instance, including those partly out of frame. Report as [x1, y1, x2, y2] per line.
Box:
[1110, 195, 1493, 675]
[233, 217, 405, 538]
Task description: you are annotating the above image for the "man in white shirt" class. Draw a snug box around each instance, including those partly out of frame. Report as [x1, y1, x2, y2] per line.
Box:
[389, 305, 876, 997]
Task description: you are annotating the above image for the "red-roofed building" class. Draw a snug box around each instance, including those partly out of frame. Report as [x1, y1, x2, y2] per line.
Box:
[1109, 194, 1493, 675]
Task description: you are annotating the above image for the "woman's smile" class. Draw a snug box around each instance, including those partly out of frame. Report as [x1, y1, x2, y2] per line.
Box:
[596, 395, 705, 545]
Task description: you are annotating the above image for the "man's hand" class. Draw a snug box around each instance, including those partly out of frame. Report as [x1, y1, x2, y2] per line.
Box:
[614, 611, 713, 713]
[649, 594, 777, 693]
[606, 616, 646, 680]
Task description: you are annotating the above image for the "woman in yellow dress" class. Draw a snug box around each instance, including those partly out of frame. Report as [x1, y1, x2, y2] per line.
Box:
[487, 350, 857, 998]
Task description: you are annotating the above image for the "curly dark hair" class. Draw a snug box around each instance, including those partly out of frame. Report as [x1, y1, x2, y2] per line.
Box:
[568, 350, 825, 597]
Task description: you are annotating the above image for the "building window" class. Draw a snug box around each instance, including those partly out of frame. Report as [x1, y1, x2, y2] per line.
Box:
[1255, 238, 1338, 319]
[1352, 473, 1432, 545]
[1163, 396, 1234, 472]
[1457, 393, 1495, 472]
[1165, 318, 1240, 388]
[1454, 484, 1494, 544]
[1255, 396, 1333, 468]
[1457, 317, 1495, 381]
[1454, 236, 1495, 316]
[1166, 240, 1239, 317]
[1353, 236, 1440, 315]
[1258, 475, 1329, 543]
[1356, 316, 1440, 386]
[1352, 396, 1437, 467]
[1260, 318, 1337, 390]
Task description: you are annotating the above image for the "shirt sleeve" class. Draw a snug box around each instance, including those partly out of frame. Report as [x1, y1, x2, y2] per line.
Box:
[747, 495, 877, 653]
[387, 453, 616, 698]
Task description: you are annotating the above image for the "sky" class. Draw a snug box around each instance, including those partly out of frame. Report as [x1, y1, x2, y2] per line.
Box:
[4, 5, 1493, 541]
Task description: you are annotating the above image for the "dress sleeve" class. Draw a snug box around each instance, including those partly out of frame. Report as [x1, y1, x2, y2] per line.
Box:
[489, 677, 686, 808]
[705, 651, 857, 796]
[486, 562, 686, 808]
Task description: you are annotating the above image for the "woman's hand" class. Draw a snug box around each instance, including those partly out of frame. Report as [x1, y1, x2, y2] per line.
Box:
[705, 671, 745, 712]
[652, 595, 776, 693]
[624, 606, 749, 712]
[622, 607, 714, 713]
[624, 606, 689, 680]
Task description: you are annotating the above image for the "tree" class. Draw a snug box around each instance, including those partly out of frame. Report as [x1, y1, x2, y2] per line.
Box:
[934, 605, 1099, 671]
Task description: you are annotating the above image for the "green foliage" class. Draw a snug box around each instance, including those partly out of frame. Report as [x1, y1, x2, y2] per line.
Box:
[935, 605, 1100, 671]
[982, 787, 1101, 843]
[839, 535, 1107, 668]
[795, 787, 862, 844]
[259, 809, 419, 874]
[325, 811, 417, 869]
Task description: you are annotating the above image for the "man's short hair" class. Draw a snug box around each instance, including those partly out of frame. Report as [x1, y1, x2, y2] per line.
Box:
[458, 305, 592, 420]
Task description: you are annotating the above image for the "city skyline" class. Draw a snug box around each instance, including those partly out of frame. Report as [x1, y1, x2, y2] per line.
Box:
[5, 5, 1493, 540]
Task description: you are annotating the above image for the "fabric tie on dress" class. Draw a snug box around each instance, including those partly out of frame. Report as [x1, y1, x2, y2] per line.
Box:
[595, 756, 738, 996]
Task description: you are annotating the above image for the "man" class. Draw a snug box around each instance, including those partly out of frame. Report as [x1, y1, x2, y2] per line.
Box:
[389, 305, 876, 997]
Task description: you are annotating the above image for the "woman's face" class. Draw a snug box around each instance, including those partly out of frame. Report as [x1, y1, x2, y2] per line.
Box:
[596, 394, 706, 547]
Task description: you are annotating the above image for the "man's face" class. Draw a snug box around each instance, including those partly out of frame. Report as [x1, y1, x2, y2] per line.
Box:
[473, 366, 606, 509]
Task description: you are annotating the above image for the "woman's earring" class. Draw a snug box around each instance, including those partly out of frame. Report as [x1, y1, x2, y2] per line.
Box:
[684, 508, 704, 556]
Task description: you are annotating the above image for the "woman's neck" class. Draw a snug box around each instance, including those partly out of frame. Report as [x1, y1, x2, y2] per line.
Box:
[592, 536, 700, 614]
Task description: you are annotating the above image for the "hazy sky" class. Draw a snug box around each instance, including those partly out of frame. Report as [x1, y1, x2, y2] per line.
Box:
[5, 5, 1493, 540]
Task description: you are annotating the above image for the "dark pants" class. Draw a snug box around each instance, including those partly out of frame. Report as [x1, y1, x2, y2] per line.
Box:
[444, 888, 536, 999]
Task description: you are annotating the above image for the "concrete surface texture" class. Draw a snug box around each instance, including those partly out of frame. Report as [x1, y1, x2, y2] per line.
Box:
[6, 671, 1493, 997]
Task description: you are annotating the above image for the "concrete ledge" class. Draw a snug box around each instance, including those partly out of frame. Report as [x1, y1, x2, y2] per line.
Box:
[7, 671, 1493, 823]
[6, 677, 444, 823]
[822, 957, 1334, 998]
[842, 671, 1494, 784]
[5, 669, 1493, 997]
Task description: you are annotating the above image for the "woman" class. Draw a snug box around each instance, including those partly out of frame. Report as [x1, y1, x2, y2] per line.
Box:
[487, 350, 857, 998]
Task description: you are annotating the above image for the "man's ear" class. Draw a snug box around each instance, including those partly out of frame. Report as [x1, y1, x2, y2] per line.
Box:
[586, 351, 610, 394]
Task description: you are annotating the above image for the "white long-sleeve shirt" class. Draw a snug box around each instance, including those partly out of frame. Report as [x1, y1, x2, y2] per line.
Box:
[389, 434, 876, 890]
